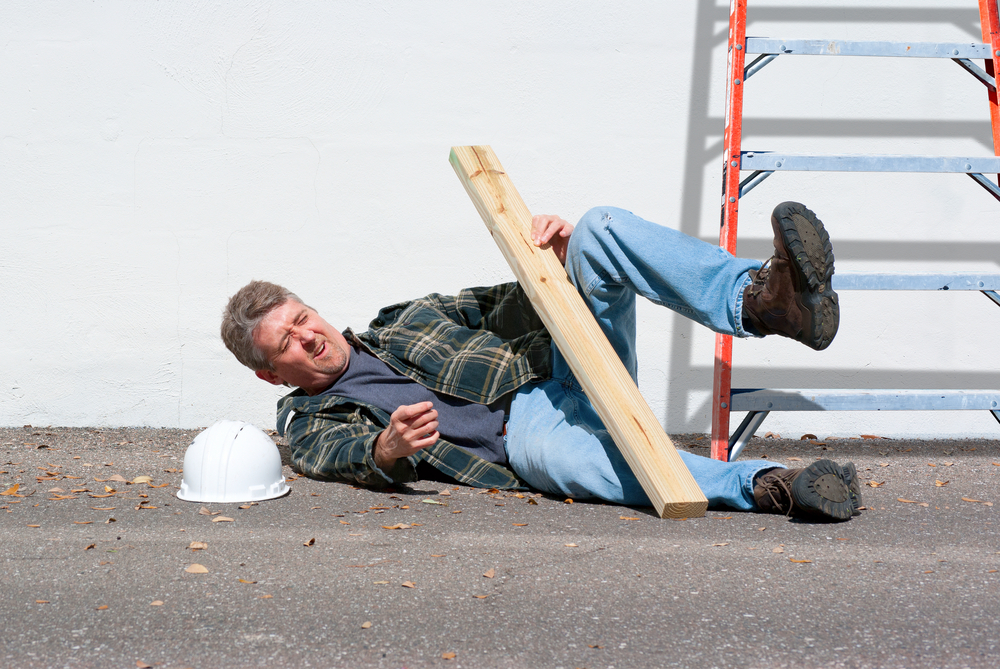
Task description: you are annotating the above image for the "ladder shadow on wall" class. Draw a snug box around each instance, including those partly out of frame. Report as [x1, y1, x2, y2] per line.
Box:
[670, 2, 999, 432]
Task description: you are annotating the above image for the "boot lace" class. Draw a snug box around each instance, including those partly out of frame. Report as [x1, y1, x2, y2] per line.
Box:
[757, 472, 794, 516]
[747, 258, 773, 297]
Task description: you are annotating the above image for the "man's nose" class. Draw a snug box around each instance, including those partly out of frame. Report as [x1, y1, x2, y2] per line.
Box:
[293, 327, 316, 345]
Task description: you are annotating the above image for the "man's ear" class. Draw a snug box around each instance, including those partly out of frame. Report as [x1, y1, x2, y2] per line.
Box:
[255, 369, 285, 386]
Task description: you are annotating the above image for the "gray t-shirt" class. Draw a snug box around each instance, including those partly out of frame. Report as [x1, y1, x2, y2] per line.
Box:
[320, 346, 508, 465]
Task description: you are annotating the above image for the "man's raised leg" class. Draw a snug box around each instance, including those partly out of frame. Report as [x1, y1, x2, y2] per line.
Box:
[561, 206, 761, 381]
[506, 204, 859, 520]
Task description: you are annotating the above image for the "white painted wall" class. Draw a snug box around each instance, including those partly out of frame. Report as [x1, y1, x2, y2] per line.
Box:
[2, 1, 998, 437]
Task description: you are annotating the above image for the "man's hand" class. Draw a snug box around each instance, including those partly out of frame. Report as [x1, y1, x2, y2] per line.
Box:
[531, 215, 574, 265]
[374, 402, 439, 471]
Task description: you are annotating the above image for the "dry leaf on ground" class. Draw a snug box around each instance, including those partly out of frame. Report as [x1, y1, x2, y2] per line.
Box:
[442, 652, 456, 660]
[303, 538, 315, 546]
[212, 516, 234, 523]
[131, 476, 153, 484]
[150, 601, 163, 606]
[381, 524, 411, 530]
[483, 568, 495, 578]
[361, 621, 372, 629]
[187, 541, 208, 550]
[238, 578, 257, 584]
[1, 484, 20, 496]
[789, 558, 813, 563]
[935, 480, 949, 487]
[620, 516, 639, 520]
[185, 564, 209, 574]
[564, 543, 578, 548]
[867, 481, 885, 488]
[401, 581, 416, 588]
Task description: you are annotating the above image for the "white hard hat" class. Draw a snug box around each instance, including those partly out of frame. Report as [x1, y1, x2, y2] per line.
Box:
[178, 421, 290, 503]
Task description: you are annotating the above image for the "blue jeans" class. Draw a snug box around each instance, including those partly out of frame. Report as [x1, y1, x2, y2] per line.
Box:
[504, 207, 782, 509]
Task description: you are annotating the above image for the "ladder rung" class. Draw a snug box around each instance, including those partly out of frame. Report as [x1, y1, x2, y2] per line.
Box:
[832, 273, 1000, 290]
[730, 389, 1000, 412]
[741, 152, 1000, 173]
[745, 38, 994, 60]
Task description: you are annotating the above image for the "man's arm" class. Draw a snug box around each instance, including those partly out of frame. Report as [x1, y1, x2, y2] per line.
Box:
[281, 396, 420, 488]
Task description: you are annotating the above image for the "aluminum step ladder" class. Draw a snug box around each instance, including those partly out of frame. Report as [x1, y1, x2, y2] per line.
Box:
[713, 0, 1000, 462]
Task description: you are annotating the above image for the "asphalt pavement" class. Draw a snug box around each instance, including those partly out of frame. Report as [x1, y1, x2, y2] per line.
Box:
[2, 426, 1000, 669]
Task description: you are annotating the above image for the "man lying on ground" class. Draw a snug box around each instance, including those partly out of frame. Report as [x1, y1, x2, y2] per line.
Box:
[222, 203, 861, 521]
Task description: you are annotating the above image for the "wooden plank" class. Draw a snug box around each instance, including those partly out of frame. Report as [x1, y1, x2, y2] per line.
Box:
[449, 145, 707, 519]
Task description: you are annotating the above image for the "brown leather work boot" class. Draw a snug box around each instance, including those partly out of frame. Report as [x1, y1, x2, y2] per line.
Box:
[753, 459, 855, 521]
[742, 202, 840, 351]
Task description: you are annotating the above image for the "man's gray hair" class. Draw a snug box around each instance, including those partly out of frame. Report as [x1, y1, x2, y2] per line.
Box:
[221, 280, 304, 372]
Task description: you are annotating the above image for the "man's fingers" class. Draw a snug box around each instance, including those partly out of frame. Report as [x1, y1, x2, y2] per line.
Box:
[411, 431, 439, 449]
[406, 419, 439, 438]
[530, 215, 552, 242]
[531, 215, 571, 245]
[393, 401, 434, 420]
[399, 410, 437, 431]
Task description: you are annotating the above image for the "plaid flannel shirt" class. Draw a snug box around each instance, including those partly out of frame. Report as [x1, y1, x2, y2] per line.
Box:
[276, 282, 552, 490]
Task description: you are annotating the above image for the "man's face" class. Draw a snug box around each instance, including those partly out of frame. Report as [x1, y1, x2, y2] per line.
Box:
[252, 299, 350, 395]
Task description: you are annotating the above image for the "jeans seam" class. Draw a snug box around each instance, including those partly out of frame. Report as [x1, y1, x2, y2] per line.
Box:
[733, 273, 755, 338]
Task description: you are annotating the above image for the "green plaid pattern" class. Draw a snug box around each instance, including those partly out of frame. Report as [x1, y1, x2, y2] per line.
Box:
[276, 282, 551, 490]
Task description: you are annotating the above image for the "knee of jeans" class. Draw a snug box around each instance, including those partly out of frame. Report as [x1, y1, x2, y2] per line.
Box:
[576, 207, 612, 234]
[570, 207, 612, 257]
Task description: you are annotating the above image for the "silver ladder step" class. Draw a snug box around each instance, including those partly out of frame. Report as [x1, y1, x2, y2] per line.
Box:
[730, 389, 1000, 412]
[726, 389, 1000, 461]
[745, 38, 994, 59]
[740, 152, 1000, 173]
[831, 273, 1000, 291]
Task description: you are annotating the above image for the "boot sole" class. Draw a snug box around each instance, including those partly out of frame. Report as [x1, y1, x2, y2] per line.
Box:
[842, 462, 862, 516]
[771, 202, 840, 351]
[790, 459, 854, 521]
